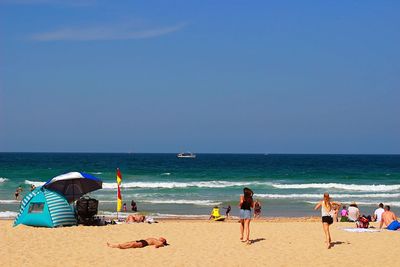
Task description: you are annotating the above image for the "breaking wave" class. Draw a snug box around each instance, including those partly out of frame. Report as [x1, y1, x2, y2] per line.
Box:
[25, 180, 45, 187]
[256, 193, 400, 199]
[0, 200, 20, 204]
[142, 199, 222, 206]
[270, 183, 400, 192]
[102, 180, 259, 189]
[96, 199, 221, 206]
[0, 211, 18, 218]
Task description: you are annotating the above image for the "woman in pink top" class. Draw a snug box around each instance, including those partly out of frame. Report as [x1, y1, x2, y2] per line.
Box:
[340, 205, 348, 222]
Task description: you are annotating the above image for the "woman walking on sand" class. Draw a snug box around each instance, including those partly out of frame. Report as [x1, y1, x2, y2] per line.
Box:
[239, 187, 255, 244]
[314, 193, 341, 249]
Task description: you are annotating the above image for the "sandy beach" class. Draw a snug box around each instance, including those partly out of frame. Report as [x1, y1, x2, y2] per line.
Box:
[1, 218, 399, 267]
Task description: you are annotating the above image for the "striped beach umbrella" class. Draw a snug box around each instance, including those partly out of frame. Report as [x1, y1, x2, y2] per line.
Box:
[43, 172, 102, 203]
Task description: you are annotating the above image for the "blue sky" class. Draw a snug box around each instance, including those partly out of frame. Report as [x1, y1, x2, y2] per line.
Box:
[0, 0, 399, 153]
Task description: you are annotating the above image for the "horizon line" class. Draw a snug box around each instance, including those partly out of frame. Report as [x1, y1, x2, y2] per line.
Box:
[0, 151, 399, 156]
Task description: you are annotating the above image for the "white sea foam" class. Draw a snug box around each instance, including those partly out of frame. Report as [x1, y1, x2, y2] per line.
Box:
[0, 211, 18, 218]
[25, 180, 45, 187]
[0, 200, 20, 204]
[271, 183, 400, 192]
[102, 180, 400, 191]
[103, 181, 187, 189]
[92, 172, 102, 175]
[143, 199, 222, 206]
[96, 200, 116, 203]
[102, 180, 258, 189]
[97, 199, 221, 206]
[195, 181, 258, 188]
[160, 173, 171, 176]
[0, 178, 9, 183]
[153, 213, 210, 219]
[255, 193, 400, 199]
[98, 211, 209, 219]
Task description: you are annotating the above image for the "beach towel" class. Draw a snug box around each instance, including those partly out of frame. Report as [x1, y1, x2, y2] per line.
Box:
[145, 216, 158, 224]
[342, 228, 380, 233]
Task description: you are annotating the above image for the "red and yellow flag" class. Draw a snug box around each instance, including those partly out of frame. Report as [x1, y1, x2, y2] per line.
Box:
[116, 168, 122, 212]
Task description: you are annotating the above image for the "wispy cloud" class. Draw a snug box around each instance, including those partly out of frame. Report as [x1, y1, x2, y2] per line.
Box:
[30, 22, 186, 41]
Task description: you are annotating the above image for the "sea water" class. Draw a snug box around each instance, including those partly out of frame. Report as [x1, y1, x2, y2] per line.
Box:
[1, 153, 399, 218]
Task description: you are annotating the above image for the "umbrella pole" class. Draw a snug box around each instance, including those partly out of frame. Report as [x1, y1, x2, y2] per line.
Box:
[73, 180, 76, 222]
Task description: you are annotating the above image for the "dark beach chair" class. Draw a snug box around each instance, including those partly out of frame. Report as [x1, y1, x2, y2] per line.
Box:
[76, 196, 99, 226]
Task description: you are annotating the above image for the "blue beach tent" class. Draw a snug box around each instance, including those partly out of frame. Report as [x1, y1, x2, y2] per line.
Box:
[14, 187, 77, 228]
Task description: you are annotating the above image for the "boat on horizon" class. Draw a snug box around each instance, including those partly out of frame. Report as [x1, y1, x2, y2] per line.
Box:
[177, 152, 196, 159]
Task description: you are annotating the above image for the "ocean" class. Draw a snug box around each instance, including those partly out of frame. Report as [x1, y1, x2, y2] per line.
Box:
[1, 153, 399, 219]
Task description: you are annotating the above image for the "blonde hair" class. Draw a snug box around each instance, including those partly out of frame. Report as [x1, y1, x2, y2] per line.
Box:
[323, 193, 331, 212]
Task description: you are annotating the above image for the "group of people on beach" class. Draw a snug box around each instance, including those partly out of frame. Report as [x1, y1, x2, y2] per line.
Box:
[109, 188, 400, 250]
[315, 193, 400, 249]
[109, 187, 258, 249]
[209, 199, 262, 221]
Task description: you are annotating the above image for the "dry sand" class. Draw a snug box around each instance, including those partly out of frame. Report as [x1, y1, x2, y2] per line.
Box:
[1, 219, 399, 267]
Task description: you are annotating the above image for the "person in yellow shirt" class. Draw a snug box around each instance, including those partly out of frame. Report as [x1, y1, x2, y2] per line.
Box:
[209, 206, 225, 221]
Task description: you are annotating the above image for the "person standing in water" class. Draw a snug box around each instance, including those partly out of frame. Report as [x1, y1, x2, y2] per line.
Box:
[224, 205, 231, 219]
[131, 200, 137, 212]
[314, 193, 341, 249]
[239, 187, 255, 245]
[14, 186, 23, 200]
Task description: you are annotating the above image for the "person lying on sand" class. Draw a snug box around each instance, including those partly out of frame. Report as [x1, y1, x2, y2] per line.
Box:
[126, 214, 145, 223]
[107, 237, 169, 249]
[379, 205, 400, 231]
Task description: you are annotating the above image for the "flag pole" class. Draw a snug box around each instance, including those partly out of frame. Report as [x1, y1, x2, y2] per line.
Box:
[116, 168, 122, 221]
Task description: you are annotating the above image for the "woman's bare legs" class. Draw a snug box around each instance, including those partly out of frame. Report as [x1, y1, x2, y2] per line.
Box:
[244, 219, 251, 244]
[240, 219, 244, 241]
[107, 241, 140, 249]
[322, 223, 331, 249]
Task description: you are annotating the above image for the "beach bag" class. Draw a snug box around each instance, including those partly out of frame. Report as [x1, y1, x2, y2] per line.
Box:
[356, 216, 369, 228]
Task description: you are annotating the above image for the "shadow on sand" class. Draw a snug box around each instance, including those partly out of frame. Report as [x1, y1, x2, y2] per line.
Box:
[249, 238, 266, 244]
[330, 241, 350, 248]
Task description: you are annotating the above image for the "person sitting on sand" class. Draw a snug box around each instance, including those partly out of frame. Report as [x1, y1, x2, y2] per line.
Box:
[209, 206, 222, 220]
[379, 205, 400, 231]
[347, 202, 360, 222]
[340, 205, 349, 222]
[107, 237, 169, 249]
[331, 204, 340, 222]
[373, 203, 385, 222]
[126, 214, 145, 223]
